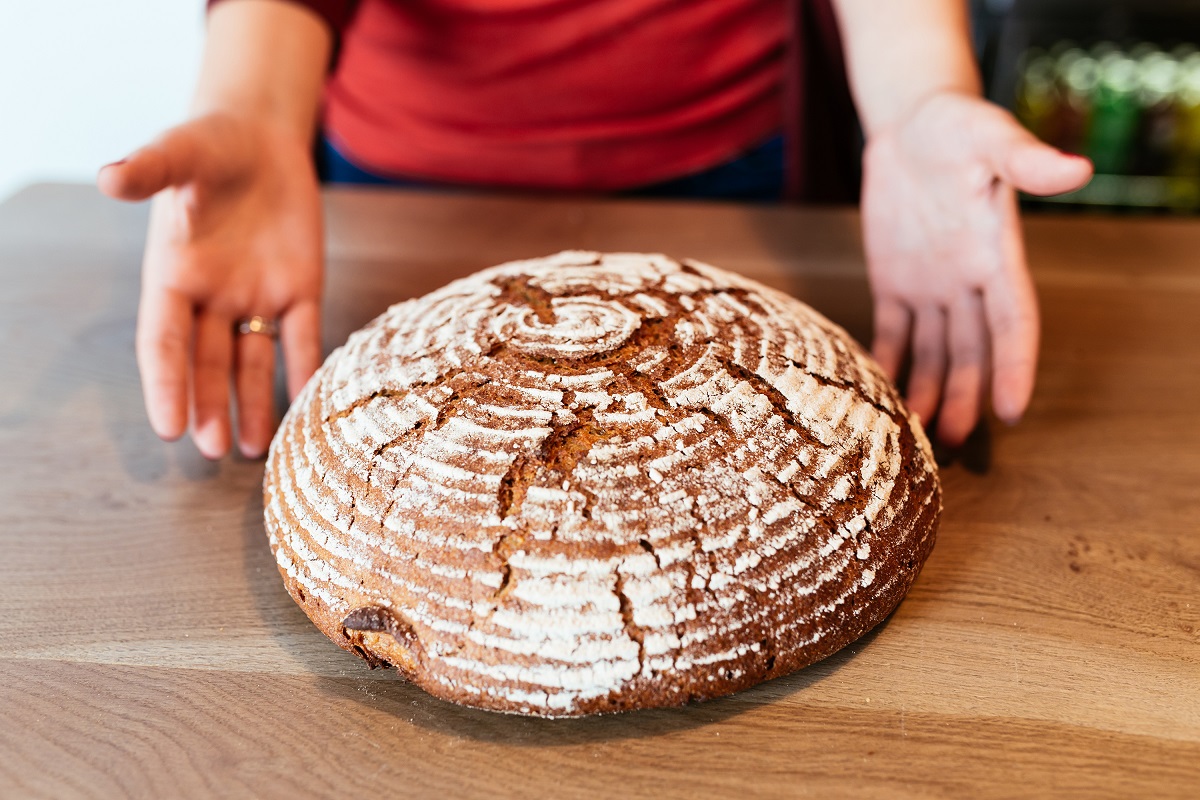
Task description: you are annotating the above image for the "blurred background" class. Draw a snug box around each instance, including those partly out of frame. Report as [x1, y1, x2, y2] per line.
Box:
[0, 2, 202, 201]
[975, 0, 1200, 211]
[4, 0, 1200, 211]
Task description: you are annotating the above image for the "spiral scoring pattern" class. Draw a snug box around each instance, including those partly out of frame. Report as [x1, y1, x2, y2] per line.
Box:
[265, 251, 941, 717]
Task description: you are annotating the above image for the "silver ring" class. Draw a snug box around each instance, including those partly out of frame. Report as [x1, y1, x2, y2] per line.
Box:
[236, 316, 280, 339]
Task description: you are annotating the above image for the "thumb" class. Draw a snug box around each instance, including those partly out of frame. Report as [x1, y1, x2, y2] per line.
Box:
[97, 123, 209, 202]
[976, 110, 1094, 197]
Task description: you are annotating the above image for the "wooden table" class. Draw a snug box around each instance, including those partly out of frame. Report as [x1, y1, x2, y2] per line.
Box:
[1, 183, 1197, 799]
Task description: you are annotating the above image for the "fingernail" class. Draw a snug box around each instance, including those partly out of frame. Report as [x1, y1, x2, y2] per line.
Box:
[102, 158, 128, 170]
[240, 441, 267, 460]
[194, 422, 229, 460]
[196, 436, 225, 460]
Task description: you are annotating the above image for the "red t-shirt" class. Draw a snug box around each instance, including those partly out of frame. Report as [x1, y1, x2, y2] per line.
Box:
[213, 0, 787, 191]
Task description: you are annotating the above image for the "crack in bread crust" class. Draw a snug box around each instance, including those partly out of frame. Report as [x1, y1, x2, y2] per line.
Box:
[263, 251, 941, 718]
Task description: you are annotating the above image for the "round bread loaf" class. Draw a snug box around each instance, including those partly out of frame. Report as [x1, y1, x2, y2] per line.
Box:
[265, 251, 940, 717]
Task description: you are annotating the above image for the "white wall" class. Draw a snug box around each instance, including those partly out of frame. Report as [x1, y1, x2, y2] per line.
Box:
[0, 2, 205, 201]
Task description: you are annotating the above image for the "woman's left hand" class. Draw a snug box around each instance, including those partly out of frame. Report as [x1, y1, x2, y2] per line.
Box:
[861, 90, 1092, 446]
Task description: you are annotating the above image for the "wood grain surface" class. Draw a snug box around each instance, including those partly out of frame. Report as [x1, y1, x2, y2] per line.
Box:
[0, 183, 1197, 799]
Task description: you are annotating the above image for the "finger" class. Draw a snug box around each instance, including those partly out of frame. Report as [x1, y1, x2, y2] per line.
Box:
[985, 192, 1041, 425]
[937, 291, 989, 447]
[191, 311, 234, 459]
[905, 305, 948, 426]
[97, 123, 210, 201]
[871, 297, 911, 381]
[234, 324, 278, 459]
[280, 299, 323, 400]
[136, 287, 193, 441]
[972, 108, 1094, 196]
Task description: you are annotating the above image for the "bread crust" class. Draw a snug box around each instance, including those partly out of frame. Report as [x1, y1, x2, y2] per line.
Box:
[264, 252, 941, 717]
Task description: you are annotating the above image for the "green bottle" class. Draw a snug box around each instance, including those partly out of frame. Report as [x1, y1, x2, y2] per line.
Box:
[1085, 51, 1140, 176]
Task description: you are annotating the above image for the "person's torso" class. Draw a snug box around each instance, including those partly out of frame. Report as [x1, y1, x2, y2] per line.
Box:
[324, 0, 787, 190]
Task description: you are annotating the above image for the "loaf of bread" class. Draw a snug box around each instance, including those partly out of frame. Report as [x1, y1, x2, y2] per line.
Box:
[264, 251, 940, 717]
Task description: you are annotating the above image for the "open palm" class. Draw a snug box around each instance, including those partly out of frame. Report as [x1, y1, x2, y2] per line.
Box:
[99, 112, 324, 459]
[862, 92, 1092, 445]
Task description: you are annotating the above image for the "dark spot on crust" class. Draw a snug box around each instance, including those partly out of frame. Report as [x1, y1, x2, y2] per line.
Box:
[342, 606, 422, 655]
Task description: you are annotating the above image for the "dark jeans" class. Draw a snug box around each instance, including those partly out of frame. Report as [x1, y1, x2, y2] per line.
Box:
[316, 135, 786, 202]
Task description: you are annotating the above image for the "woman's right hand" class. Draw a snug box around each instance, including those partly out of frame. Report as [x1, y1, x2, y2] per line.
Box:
[98, 112, 324, 459]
